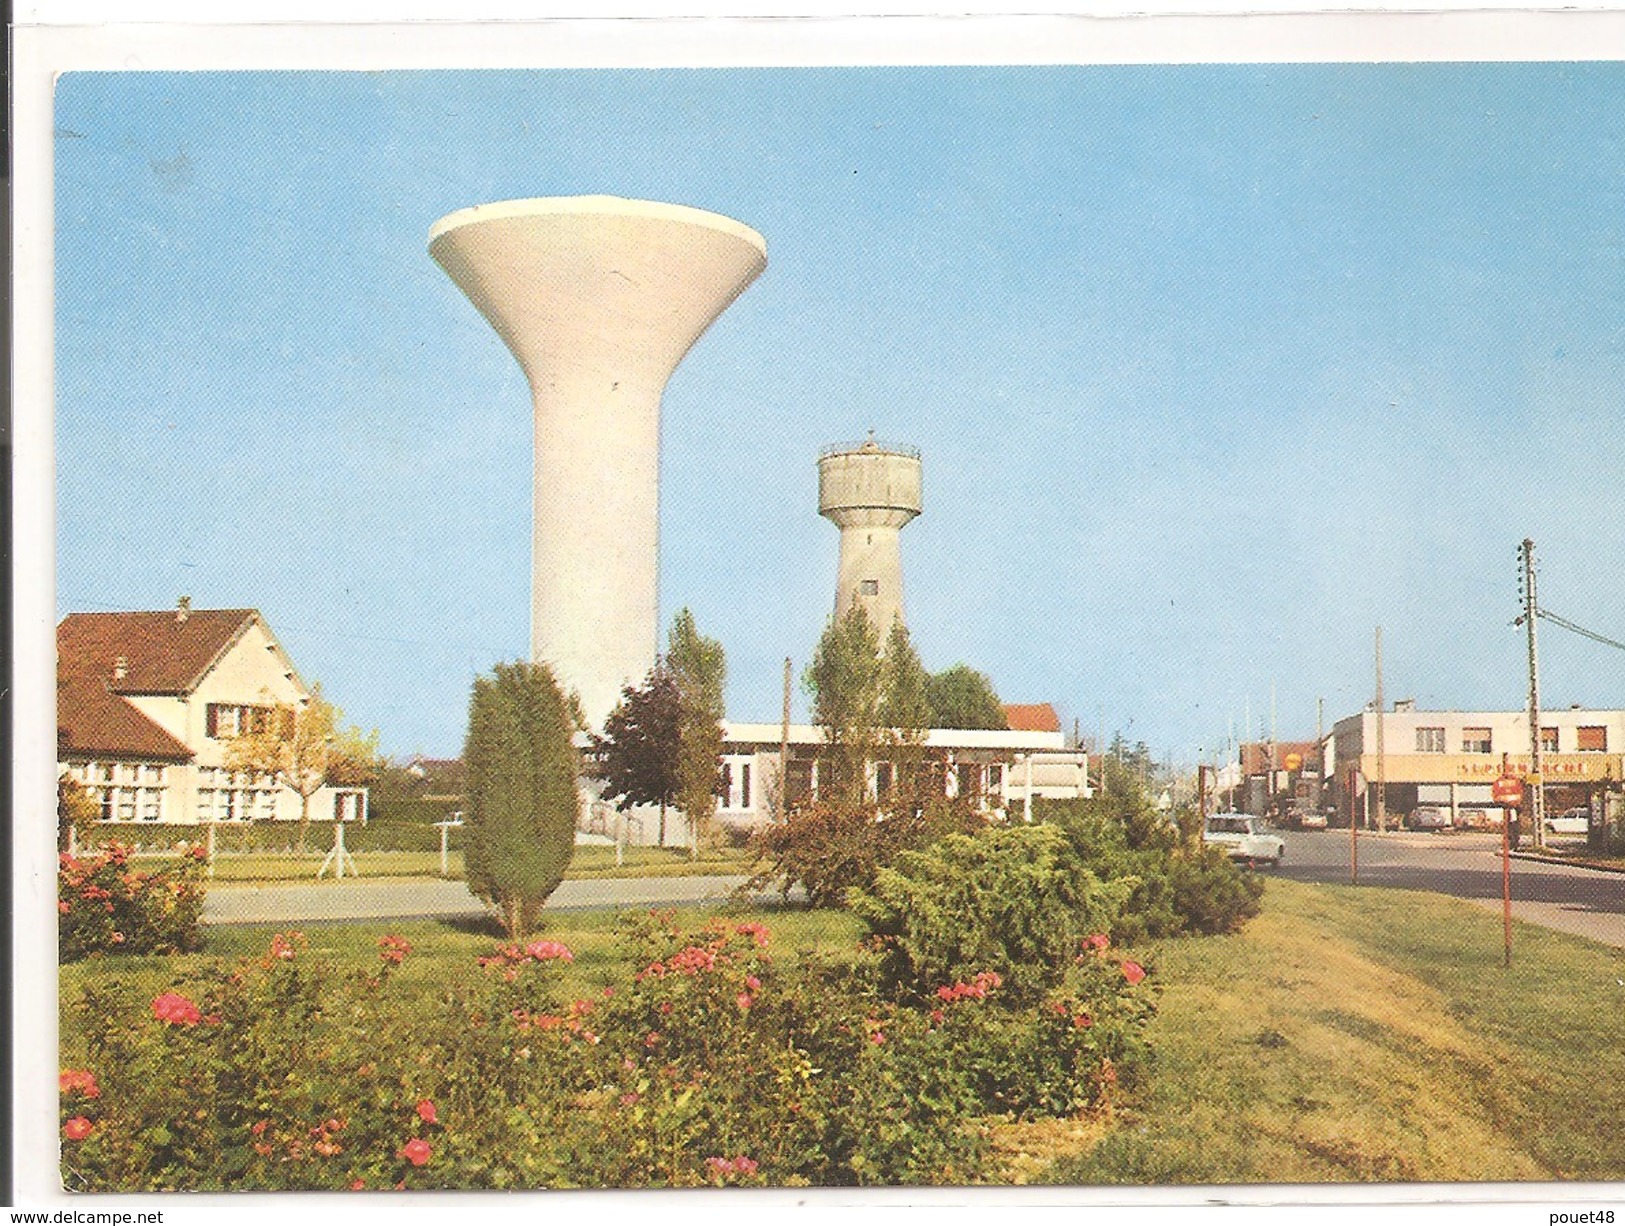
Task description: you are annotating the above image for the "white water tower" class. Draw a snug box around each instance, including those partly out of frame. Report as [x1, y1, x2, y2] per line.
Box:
[430, 196, 767, 727]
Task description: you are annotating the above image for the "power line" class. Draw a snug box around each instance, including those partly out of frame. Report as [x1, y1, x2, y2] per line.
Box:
[1537, 607, 1625, 654]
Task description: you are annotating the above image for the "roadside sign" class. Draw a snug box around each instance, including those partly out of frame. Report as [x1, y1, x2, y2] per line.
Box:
[1491, 775, 1524, 808]
[1284, 753, 1303, 771]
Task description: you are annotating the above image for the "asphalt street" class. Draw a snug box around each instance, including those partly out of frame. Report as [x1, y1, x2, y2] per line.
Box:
[202, 873, 753, 925]
[1276, 828, 1625, 949]
[200, 831, 1625, 950]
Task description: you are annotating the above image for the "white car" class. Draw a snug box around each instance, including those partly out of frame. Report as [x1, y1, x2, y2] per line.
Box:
[1545, 809, 1589, 836]
[1203, 813, 1286, 867]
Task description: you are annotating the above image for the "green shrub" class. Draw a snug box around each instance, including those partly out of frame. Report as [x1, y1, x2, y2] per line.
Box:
[464, 661, 580, 938]
[346, 822, 447, 854]
[1163, 849, 1264, 936]
[367, 797, 460, 827]
[847, 824, 1130, 1002]
[1039, 798, 1262, 942]
[58, 842, 206, 962]
[746, 796, 981, 909]
[59, 913, 1155, 1190]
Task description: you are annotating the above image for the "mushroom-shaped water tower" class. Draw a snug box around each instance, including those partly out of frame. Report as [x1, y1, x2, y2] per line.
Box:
[430, 196, 767, 728]
[817, 435, 923, 636]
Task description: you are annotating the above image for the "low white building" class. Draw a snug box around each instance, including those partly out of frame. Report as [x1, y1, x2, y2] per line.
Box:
[57, 601, 366, 829]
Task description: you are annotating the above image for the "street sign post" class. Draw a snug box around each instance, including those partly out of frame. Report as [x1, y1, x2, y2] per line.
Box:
[1493, 767, 1522, 968]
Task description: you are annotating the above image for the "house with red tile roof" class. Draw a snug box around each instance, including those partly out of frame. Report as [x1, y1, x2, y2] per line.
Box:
[1002, 703, 1062, 734]
[57, 599, 366, 828]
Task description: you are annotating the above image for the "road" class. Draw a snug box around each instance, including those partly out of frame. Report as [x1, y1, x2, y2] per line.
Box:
[1275, 828, 1625, 949]
[201, 831, 1625, 950]
[202, 873, 752, 925]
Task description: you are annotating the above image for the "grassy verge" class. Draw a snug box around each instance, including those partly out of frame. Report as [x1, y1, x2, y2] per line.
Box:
[179, 844, 755, 886]
[1043, 877, 1625, 1185]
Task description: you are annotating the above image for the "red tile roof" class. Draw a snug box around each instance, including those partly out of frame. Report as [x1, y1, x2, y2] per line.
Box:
[57, 608, 258, 761]
[1003, 703, 1061, 733]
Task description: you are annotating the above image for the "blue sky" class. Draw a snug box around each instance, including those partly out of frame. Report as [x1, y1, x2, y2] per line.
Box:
[54, 64, 1625, 761]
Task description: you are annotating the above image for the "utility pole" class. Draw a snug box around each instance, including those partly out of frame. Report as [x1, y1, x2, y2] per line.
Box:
[777, 656, 792, 823]
[1520, 539, 1546, 849]
[1374, 626, 1387, 833]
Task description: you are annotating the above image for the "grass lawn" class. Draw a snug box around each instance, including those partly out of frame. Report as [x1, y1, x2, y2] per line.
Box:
[57, 876, 1624, 1186]
[189, 844, 755, 886]
[1043, 876, 1625, 1185]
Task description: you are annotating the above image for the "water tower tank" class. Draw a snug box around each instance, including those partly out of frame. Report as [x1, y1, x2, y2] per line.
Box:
[817, 434, 922, 636]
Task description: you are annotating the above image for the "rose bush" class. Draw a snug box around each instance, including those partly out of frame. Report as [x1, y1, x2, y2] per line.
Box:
[60, 913, 1154, 1191]
[58, 843, 206, 963]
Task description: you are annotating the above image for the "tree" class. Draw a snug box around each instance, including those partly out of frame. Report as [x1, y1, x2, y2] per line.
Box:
[58, 772, 100, 853]
[667, 609, 727, 857]
[463, 660, 581, 939]
[879, 619, 932, 808]
[591, 667, 684, 847]
[804, 603, 885, 807]
[925, 664, 1008, 730]
[225, 685, 380, 852]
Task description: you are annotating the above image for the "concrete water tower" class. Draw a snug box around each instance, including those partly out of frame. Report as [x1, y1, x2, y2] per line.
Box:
[817, 434, 923, 636]
[429, 196, 767, 728]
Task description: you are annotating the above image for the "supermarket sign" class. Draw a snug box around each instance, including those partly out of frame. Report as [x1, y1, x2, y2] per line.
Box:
[1358, 754, 1621, 783]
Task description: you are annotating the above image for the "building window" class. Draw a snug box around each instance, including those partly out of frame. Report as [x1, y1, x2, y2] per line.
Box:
[1540, 727, 1560, 753]
[99, 763, 116, 783]
[875, 761, 893, 799]
[989, 763, 1004, 791]
[1577, 726, 1608, 752]
[719, 763, 733, 807]
[860, 579, 879, 596]
[956, 763, 981, 798]
[206, 703, 277, 740]
[1462, 728, 1492, 754]
[740, 764, 752, 810]
[117, 790, 137, 822]
[141, 790, 162, 822]
[97, 789, 114, 821]
[1415, 727, 1445, 753]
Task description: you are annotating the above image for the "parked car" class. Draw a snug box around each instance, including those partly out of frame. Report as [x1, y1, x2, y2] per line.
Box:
[1203, 813, 1286, 867]
[1457, 805, 1501, 830]
[1298, 808, 1329, 830]
[1407, 804, 1450, 832]
[1545, 809, 1589, 837]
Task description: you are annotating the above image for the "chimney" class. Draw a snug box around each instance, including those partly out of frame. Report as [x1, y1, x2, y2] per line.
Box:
[176, 596, 191, 624]
[112, 656, 129, 682]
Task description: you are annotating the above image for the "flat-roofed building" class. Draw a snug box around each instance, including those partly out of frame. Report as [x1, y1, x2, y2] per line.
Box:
[582, 702, 1091, 846]
[1327, 703, 1625, 827]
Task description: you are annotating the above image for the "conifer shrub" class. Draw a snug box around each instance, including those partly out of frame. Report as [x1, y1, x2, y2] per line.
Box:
[847, 824, 1132, 1002]
[463, 661, 580, 939]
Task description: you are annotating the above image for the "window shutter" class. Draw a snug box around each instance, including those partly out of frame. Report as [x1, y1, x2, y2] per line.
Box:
[206, 704, 219, 738]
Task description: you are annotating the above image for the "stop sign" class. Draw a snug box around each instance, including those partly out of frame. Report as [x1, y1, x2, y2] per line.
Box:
[1491, 775, 1524, 807]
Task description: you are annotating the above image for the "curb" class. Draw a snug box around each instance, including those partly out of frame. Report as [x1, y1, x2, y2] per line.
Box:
[1508, 851, 1625, 875]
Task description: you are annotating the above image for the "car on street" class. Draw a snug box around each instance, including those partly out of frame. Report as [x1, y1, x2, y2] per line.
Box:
[1457, 805, 1501, 830]
[1545, 809, 1590, 837]
[1203, 813, 1286, 867]
[1298, 808, 1329, 830]
[1407, 804, 1451, 832]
